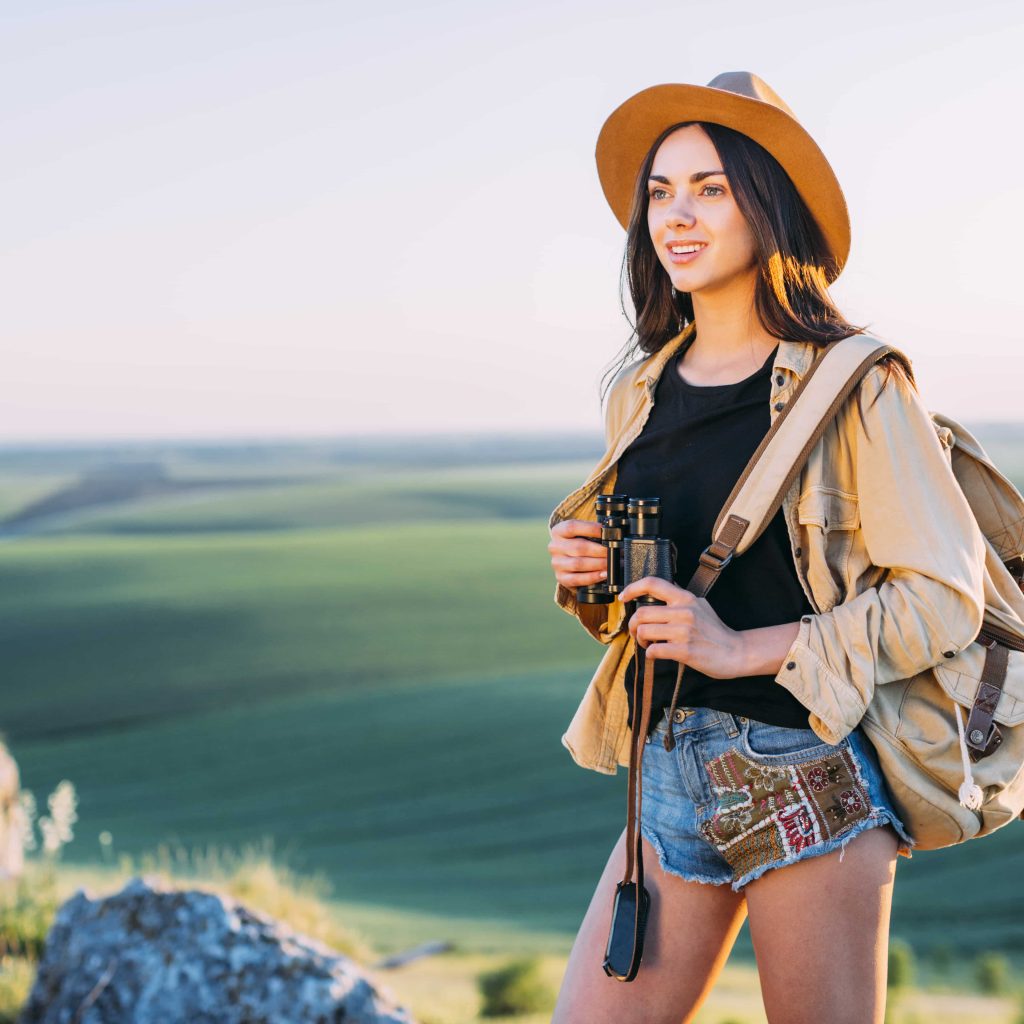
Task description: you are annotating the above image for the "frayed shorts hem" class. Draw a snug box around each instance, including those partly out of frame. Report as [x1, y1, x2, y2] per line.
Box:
[730, 808, 913, 891]
[643, 809, 912, 894]
[640, 823, 734, 888]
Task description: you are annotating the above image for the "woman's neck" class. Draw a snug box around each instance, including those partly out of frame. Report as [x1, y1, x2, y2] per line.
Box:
[679, 308, 778, 387]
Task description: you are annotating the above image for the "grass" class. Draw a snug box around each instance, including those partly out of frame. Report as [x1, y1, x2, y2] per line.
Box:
[0, 442, 1022, 1018]
[5, 848, 1020, 1024]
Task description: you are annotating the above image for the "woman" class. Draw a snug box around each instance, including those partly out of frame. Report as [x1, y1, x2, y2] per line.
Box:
[546, 73, 986, 1024]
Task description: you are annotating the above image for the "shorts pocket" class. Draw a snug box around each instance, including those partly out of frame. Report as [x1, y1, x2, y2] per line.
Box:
[740, 718, 842, 763]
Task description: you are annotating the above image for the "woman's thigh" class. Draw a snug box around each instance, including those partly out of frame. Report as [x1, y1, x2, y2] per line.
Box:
[743, 823, 900, 1024]
[551, 824, 748, 1024]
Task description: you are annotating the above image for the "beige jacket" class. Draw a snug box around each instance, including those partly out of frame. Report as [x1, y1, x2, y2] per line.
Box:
[548, 323, 989, 775]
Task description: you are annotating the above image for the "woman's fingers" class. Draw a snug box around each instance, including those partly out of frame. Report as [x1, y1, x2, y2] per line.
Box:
[553, 551, 606, 571]
[552, 518, 602, 538]
[635, 622, 685, 646]
[548, 519, 608, 585]
[557, 569, 608, 587]
[547, 537, 607, 561]
[552, 552, 608, 586]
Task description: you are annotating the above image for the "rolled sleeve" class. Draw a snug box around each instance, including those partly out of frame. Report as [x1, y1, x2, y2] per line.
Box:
[774, 362, 987, 743]
[547, 368, 637, 645]
[553, 578, 626, 644]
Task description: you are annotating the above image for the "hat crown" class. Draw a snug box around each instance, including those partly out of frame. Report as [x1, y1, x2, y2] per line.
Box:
[705, 71, 796, 119]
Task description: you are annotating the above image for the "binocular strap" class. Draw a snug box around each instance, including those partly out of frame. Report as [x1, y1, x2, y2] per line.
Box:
[610, 513, 750, 981]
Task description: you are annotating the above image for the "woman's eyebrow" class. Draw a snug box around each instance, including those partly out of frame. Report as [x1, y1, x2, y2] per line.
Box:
[648, 170, 726, 185]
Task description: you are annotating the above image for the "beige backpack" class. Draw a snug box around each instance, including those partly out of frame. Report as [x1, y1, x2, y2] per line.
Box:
[706, 334, 1024, 851]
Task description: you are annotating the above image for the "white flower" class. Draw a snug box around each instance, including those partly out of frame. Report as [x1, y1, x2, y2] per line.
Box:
[46, 780, 77, 846]
[17, 790, 37, 852]
[37, 781, 78, 856]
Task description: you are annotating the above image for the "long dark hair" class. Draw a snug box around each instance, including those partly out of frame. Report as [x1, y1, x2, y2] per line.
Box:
[599, 120, 914, 410]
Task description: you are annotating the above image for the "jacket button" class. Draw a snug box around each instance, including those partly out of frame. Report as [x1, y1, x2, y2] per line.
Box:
[775, 374, 785, 386]
[943, 649, 956, 658]
[774, 401, 785, 411]
[786, 661, 796, 670]
[795, 547, 803, 557]
[801, 615, 812, 623]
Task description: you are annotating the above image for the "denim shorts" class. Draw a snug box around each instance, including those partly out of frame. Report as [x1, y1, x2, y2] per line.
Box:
[640, 704, 916, 892]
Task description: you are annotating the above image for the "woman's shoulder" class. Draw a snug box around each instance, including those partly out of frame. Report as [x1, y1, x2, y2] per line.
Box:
[842, 334, 918, 416]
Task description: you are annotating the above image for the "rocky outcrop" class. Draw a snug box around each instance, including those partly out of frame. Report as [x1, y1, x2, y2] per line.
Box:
[19, 876, 418, 1024]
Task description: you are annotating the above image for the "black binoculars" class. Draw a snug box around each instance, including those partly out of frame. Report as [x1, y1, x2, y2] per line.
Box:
[576, 494, 677, 608]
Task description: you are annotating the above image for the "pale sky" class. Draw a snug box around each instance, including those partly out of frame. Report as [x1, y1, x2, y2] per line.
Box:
[2, 0, 1022, 441]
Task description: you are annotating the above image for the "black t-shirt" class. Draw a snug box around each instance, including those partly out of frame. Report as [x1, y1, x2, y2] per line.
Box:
[617, 338, 816, 737]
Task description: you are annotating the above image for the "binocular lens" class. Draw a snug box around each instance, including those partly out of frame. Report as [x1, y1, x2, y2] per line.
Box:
[575, 494, 674, 607]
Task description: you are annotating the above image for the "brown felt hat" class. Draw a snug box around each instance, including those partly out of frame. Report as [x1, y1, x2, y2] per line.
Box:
[595, 71, 851, 282]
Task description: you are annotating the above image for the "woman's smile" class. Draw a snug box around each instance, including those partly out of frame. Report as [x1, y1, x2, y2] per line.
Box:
[665, 241, 709, 264]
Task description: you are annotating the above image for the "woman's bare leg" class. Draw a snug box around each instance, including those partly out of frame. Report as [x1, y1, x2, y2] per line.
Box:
[552, 825, 748, 1024]
[743, 824, 900, 1024]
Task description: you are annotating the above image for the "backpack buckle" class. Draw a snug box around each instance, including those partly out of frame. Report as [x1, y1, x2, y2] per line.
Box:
[698, 543, 733, 573]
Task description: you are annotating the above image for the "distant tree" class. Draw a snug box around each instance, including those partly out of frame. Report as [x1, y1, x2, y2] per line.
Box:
[974, 951, 1010, 995]
[888, 939, 915, 990]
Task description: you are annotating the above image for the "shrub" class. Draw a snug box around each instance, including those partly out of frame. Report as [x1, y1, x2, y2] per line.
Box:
[478, 957, 554, 1017]
[974, 951, 1010, 995]
[888, 938, 915, 989]
[0, 863, 59, 961]
[0, 955, 34, 1024]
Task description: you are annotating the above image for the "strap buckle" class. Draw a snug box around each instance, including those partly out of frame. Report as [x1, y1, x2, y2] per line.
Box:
[698, 543, 733, 573]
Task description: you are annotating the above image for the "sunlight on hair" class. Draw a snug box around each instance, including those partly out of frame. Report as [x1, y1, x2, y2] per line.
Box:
[765, 251, 833, 311]
[765, 251, 797, 314]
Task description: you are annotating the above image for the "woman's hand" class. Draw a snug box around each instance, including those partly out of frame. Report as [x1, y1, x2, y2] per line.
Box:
[618, 576, 747, 679]
[547, 518, 608, 589]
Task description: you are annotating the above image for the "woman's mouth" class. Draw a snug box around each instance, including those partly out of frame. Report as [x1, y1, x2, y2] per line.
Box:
[666, 242, 708, 264]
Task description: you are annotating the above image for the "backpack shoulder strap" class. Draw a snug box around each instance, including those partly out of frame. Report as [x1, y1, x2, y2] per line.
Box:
[688, 335, 905, 595]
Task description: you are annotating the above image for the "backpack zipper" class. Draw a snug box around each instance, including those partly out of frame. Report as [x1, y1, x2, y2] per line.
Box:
[976, 619, 1024, 653]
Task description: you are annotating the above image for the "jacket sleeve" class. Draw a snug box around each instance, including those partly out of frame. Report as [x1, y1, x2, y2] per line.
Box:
[774, 362, 988, 744]
[549, 367, 636, 645]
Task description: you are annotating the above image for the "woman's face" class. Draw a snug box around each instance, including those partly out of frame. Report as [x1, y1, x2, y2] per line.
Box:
[646, 124, 758, 297]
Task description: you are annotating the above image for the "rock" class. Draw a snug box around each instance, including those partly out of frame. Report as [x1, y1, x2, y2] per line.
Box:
[19, 876, 418, 1024]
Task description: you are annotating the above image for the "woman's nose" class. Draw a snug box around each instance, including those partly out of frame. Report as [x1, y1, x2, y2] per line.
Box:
[666, 198, 696, 228]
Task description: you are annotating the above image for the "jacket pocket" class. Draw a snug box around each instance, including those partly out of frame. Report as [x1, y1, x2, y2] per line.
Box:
[797, 486, 861, 612]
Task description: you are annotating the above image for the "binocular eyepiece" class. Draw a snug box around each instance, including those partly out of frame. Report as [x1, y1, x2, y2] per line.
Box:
[577, 494, 677, 608]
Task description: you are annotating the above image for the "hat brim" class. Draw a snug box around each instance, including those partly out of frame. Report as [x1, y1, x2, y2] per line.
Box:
[595, 83, 851, 281]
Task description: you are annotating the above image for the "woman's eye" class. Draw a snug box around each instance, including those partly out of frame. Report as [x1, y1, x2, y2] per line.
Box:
[649, 187, 669, 200]
[701, 184, 725, 197]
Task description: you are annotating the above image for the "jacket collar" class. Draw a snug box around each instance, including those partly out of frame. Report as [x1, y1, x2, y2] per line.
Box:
[631, 323, 817, 391]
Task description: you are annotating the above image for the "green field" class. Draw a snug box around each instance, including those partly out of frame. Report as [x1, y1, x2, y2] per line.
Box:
[2, 429, 1023, 975]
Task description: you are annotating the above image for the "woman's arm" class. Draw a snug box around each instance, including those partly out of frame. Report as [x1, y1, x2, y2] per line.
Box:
[738, 621, 802, 675]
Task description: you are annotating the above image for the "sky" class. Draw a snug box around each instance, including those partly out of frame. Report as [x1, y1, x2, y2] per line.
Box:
[2, 0, 1022, 442]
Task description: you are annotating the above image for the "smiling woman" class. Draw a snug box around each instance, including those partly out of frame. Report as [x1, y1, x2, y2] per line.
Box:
[543, 70, 983, 1024]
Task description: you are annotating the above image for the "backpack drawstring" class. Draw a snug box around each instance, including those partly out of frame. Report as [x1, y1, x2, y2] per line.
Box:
[953, 700, 984, 810]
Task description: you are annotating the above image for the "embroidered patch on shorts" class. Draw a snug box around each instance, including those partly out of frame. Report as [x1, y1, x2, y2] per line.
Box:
[698, 745, 871, 878]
